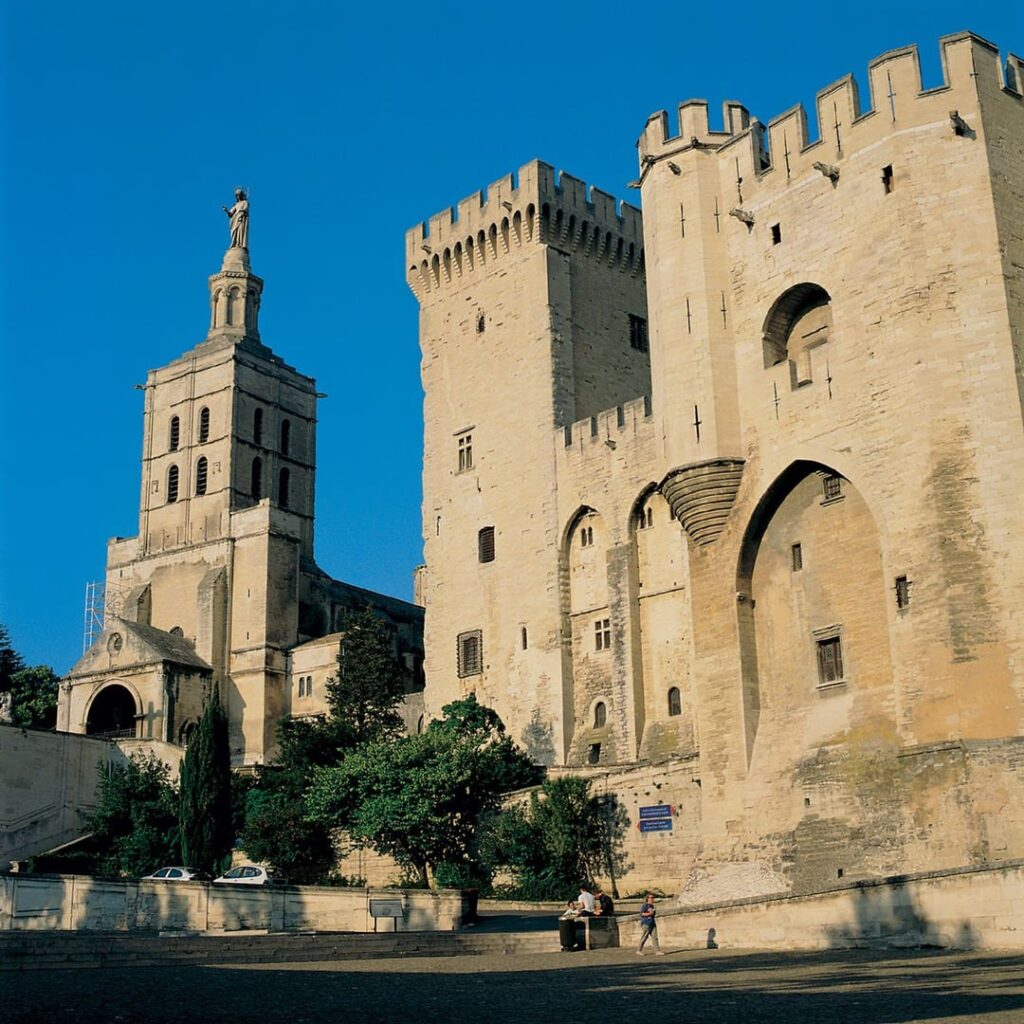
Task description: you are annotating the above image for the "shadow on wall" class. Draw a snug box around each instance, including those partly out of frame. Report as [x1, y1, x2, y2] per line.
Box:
[825, 878, 978, 951]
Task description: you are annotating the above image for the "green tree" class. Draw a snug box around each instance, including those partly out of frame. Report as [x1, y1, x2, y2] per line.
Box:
[7, 665, 59, 729]
[179, 684, 233, 874]
[0, 623, 26, 692]
[307, 695, 539, 887]
[325, 607, 407, 745]
[87, 752, 180, 877]
[479, 776, 630, 900]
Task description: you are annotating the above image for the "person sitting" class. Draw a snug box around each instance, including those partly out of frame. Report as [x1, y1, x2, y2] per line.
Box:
[560, 900, 580, 919]
[594, 888, 614, 916]
[576, 883, 595, 916]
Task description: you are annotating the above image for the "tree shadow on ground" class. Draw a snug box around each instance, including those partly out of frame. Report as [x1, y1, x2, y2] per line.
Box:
[5, 947, 1024, 1024]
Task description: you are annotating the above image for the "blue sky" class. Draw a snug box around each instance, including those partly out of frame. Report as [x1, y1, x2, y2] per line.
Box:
[1, 1, 1019, 672]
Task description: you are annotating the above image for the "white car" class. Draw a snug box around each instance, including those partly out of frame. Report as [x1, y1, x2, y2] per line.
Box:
[213, 865, 287, 886]
[141, 866, 211, 882]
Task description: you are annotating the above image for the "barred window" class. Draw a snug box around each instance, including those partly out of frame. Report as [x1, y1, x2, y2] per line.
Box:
[895, 575, 911, 609]
[457, 630, 483, 678]
[195, 456, 208, 496]
[594, 618, 611, 651]
[169, 416, 180, 452]
[478, 526, 495, 563]
[791, 543, 803, 572]
[166, 464, 179, 504]
[628, 314, 649, 353]
[821, 474, 843, 502]
[816, 636, 844, 685]
[198, 406, 210, 444]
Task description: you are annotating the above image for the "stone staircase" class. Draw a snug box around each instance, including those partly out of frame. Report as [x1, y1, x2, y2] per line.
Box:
[0, 927, 561, 971]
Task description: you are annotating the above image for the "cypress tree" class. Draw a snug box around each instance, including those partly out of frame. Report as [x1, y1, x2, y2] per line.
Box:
[179, 683, 233, 873]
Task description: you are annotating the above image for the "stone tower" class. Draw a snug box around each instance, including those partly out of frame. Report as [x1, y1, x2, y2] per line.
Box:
[407, 162, 651, 764]
[61, 209, 425, 766]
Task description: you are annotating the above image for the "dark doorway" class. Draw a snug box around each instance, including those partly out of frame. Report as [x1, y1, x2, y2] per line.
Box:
[86, 684, 138, 738]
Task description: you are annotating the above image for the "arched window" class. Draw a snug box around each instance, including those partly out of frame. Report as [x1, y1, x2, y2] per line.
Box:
[762, 283, 832, 374]
[594, 701, 607, 728]
[250, 457, 262, 499]
[667, 687, 682, 717]
[280, 419, 291, 456]
[253, 408, 263, 445]
[166, 464, 179, 503]
[278, 467, 290, 509]
[198, 407, 210, 444]
[195, 456, 208, 496]
[169, 416, 180, 452]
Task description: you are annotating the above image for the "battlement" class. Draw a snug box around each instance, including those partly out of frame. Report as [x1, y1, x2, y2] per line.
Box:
[560, 394, 654, 452]
[638, 32, 1022, 185]
[406, 160, 643, 299]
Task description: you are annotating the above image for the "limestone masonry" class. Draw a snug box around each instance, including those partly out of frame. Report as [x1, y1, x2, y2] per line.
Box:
[59, 236, 424, 766]
[407, 32, 1024, 898]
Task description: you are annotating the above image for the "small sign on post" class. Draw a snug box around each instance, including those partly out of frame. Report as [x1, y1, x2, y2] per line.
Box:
[369, 897, 405, 932]
[638, 804, 674, 832]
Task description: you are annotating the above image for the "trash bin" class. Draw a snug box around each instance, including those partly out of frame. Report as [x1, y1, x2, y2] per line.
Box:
[558, 917, 580, 951]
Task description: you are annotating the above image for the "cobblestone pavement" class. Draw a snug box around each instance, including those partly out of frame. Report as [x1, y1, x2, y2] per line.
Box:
[6, 947, 1024, 1023]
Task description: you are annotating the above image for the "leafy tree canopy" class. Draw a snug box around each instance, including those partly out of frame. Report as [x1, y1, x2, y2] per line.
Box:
[306, 695, 540, 886]
[87, 752, 180, 877]
[6, 665, 59, 729]
[325, 607, 407, 746]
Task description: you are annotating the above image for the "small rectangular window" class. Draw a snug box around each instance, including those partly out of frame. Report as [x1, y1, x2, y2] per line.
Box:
[791, 543, 803, 572]
[478, 526, 495, 563]
[457, 630, 483, 677]
[816, 636, 844, 685]
[770, 223, 782, 245]
[594, 618, 611, 651]
[628, 314, 649, 353]
[882, 165, 894, 194]
[520, 626, 528, 650]
[457, 433, 473, 472]
[821, 474, 843, 503]
[587, 743, 601, 765]
[895, 575, 911, 609]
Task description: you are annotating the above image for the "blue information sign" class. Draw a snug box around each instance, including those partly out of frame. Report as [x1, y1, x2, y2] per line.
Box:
[638, 805, 673, 820]
[639, 819, 673, 833]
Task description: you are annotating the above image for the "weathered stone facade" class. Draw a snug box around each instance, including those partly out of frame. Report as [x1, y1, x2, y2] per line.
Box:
[59, 243, 424, 766]
[408, 33, 1024, 896]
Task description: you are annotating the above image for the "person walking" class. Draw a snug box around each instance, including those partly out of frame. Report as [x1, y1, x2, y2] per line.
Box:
[637, 892, 665, 955]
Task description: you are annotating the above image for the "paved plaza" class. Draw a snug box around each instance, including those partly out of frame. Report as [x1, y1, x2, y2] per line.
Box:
[6, 946, 1024, 1023]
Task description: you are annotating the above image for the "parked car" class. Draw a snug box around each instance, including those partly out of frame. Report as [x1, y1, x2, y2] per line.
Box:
[141, 866, 211, 882]
[213, 865, 287, 886]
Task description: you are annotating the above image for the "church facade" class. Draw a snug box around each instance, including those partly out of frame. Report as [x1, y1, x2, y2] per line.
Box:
[59, 214, 424, 766]
[407, 33, 1024, 897]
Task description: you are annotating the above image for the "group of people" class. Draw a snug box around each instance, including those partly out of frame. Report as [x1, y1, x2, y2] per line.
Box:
[560, 885, 665, 955]
[562, 883, 614, 918]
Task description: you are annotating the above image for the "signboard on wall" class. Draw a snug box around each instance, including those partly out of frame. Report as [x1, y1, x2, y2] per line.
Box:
[637, 804, 673, 832]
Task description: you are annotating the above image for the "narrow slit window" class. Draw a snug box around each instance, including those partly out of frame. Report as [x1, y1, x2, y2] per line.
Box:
[166, 464, 179, 504]
[280, 419, 291, 456]
[195, 456, 208, 496]
[791, 543, 803, 572]
[771, 223, 782, 245]
[882, 165, 894, 194]
[278, 467, 290, 509]
[478, 526, 495, 563]
[250, 457, 263, 499]
[895, 575, 911, 609]
[520, 626, 528, 650]
[476, 312, 486, 334]
[198, 406, 210, 444]
[667, 686, 681, 717]
[169, 416, 180, 452]
[253, 407, 263, 445]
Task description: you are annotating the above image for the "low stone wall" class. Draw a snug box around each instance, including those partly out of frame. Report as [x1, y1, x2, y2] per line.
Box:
[0, 874, 470, 934]
[617, 860, 1024, 951]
